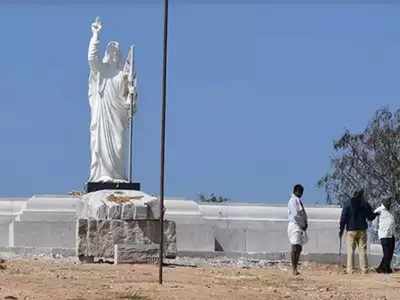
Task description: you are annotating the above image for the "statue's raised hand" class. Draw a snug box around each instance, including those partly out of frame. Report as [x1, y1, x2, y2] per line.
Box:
[91, 17, 102, 36]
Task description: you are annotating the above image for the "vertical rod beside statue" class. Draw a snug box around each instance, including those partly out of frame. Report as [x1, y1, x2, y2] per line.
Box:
[127, 46, 137, 183]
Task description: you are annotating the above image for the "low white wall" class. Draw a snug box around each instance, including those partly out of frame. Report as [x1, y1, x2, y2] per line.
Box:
[165, 199, 214, 252]
[13, 221, 76, 248]
[0, 195, 349, 256]
[0, 196, 78, 249]
[199, 204, 342, 254]
[0, 198, 29, 248]
[0, 224, 9, 247]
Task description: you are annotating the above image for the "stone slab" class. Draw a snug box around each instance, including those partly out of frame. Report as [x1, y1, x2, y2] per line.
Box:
[108, 204, 122, 219]
[77, 219, 177, 261]
[87, 219, 98, 257]
[134, 202, 149, 219]
[97, 220, 113, 258]
[76, 219, 88, 257]
[114, 243, 159, 264]
[121, 203, 134, 220]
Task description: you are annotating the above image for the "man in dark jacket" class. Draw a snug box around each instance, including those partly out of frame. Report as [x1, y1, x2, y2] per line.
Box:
[339, 190, 377, 274]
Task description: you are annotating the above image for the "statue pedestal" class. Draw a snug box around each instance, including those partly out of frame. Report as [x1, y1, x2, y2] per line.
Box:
[77, 219, 177, 264]
[86, 182, 140, 193]
[77, 190, 175, 263]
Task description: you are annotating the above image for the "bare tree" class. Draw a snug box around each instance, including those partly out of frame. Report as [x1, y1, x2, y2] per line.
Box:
[318, 108, 400, 236]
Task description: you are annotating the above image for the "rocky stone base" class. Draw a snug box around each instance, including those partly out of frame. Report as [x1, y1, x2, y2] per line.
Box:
[114, 243, 160, 264]
[78, 190, 160, 220]
[76, 219, 176, 263]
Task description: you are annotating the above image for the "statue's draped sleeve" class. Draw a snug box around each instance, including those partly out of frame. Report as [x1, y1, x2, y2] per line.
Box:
[88, 35, 101, 108]
[88, 35, 101, 73]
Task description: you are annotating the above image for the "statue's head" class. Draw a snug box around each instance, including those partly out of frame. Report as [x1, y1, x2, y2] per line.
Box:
[103, 41, 122, 68]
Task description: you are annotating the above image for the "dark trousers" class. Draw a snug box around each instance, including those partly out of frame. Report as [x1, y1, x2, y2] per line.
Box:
[378, 236, 395, 273]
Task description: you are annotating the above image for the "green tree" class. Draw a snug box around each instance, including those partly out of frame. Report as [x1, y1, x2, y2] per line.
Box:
[198, 193, 230, 203]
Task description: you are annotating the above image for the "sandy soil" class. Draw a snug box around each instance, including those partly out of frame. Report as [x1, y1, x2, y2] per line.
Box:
[0, 258, 399, 300]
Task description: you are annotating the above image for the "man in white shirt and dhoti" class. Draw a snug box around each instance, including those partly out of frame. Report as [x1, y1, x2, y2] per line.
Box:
[287, 184, 308, 276]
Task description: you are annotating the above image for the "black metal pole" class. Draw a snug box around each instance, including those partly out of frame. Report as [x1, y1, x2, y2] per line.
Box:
[159, 0, 169, 285]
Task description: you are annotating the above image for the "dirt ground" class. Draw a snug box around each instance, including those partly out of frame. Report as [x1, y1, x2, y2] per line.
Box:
[0, 258, 399, 300]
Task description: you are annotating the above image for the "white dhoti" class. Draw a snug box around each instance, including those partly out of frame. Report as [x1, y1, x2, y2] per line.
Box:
[288, 222, 308, 246]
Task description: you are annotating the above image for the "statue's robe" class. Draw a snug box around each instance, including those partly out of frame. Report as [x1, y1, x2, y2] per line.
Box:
[88, 35, 130, 182]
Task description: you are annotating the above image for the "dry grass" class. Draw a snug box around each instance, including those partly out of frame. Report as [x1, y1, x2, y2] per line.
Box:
[0, 258, 399, 299]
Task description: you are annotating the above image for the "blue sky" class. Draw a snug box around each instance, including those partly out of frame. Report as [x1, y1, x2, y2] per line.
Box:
[0, 1, 400, 203]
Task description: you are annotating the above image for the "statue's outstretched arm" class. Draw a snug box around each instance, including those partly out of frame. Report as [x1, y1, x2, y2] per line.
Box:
[88, 17, 102, 72]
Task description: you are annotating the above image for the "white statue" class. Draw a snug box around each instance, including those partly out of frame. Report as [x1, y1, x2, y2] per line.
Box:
[88, 17, 137, 183]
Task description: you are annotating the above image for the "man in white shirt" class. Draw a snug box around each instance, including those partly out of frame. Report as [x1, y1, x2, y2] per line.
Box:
[374, 197, 395, 274]
[287, 184, 308, 276]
